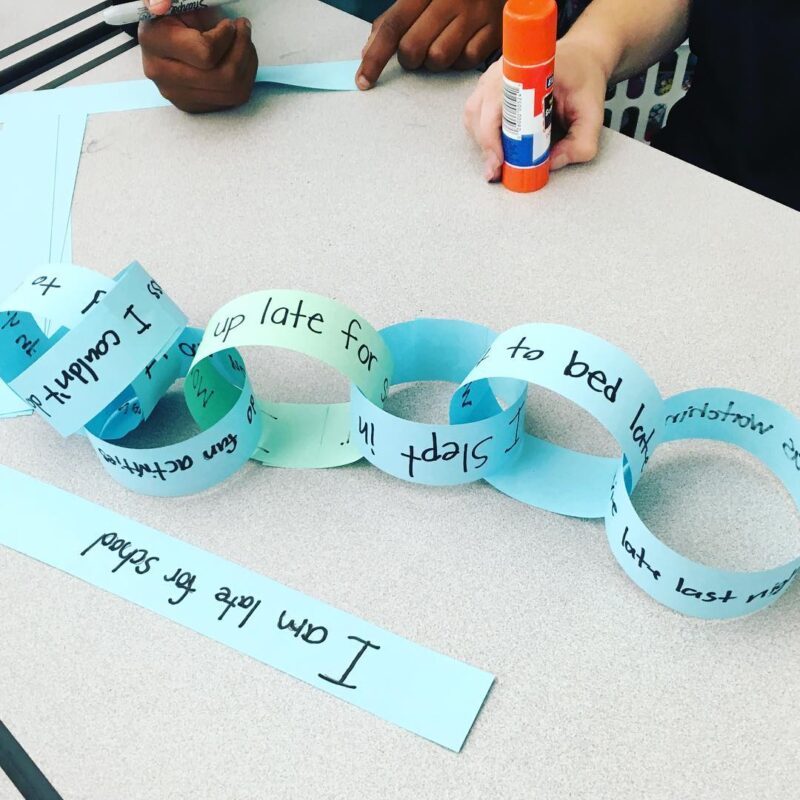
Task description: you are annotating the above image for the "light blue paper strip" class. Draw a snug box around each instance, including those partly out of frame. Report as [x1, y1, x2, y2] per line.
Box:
[255, 60, 358, 91]
[0, 310, 54, 386]
[10, 262, 187, 435]
[85, 327, 261, 496]
[1, 263, 115, 332]
[453, 323, 665, 518]
[0, 61, 360, 121]
[351, 319, 528, 485]
[87, 370, 260, 497]
[88, 326, 204, 443]
[0, 465, 494, 750]
[485, 437, 616, 519]
[605, 388, 800, 619]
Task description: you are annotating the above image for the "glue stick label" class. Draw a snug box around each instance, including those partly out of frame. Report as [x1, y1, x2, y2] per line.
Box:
[502, 59, 554, 168]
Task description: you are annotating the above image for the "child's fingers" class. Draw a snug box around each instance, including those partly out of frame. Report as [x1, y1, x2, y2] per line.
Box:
[139, 17, 237, 69]
[395, 2, 455, 71]
[357, 0, 431, 89]
[477, 90, 503, 181]
[145, 0, 173, 15]
[140, 16, 255, 113]
[549, 99, 603, 170]
[143, 22, 251, 95]
[421, 15, 474, 72]
[464, 62, 504, 181]
[361, 14, 384, 58]
[452, 24, 498, 70]
[214, 18, 257, 101]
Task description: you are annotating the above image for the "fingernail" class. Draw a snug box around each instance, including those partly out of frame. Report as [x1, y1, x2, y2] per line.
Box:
[483, 152, 501, 182]
[551, 154, 568, 171]
[356, 74, 371, 91]
[243, 18, 252, 30]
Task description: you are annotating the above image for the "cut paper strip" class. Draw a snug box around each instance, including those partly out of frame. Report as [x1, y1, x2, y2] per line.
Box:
[0, 61, 361, 121]
[351, 319, 528, 484]
[87, 353, 261, 497]
[451, 324, 664, 518]
[0, 465, 494, 751]
[1, 262, 115, 334]
[606, 388, 800, 619]
[6, 263, 186, 435]
[190, 290, 393, 468]
[255, 60, 358, 91]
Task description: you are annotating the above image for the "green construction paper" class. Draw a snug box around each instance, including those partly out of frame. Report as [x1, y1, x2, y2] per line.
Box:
[190, 290, 392, 468]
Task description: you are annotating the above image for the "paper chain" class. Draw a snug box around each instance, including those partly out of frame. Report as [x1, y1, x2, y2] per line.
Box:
[1, 263, 797, 620]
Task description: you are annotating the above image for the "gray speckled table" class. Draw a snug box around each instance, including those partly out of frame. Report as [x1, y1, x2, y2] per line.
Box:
[2, 2, 800, 799]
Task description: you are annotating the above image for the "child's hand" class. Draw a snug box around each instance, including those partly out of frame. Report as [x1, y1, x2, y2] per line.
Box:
[462, 59, 504, 180]
[139, 8, 258, 113]
[357, 0, 504, 89]
[464, 42, 607, 181]
[145, 0, 173, 14]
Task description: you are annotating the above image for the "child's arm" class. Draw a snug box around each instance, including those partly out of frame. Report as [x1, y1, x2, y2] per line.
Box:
[464, 0, 690, 180]
[137, 0, 258, 113]
[357, 0, 506, 90]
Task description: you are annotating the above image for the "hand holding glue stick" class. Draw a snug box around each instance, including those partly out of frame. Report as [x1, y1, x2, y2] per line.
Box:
[464, 0, 691, 185]
[118, 0, 258, 113]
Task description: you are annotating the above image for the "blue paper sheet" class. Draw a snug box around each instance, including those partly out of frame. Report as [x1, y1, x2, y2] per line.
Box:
[0, 116, 59, 297]
[0, 465, 494, 751]
[0, 61, 360, 121]
[51, 113, 88, 264]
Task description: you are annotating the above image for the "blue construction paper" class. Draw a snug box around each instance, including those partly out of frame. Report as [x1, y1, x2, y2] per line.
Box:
[51, 113, 88, 264]
[0, 116, 59, 298]
[0, 80, 169, 120]
[61, 218, 73, 264]
[351, 319, 528, 485]
[0, 61, 360, 122]
[605, 388, 800, 619]
[452, 323, 664, 518]
[10, 262, 186, 435]
[0, 464, 494, 750]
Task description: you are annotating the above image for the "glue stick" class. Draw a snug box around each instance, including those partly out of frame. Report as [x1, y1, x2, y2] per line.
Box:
[501, 0, 557, 193]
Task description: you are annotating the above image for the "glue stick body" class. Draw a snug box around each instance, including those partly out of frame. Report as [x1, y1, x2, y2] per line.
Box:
[501, 0, 557, 193]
